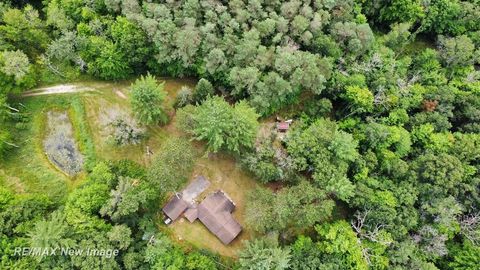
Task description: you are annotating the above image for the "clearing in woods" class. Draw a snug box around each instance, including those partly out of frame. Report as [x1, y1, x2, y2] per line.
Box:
[2, 78, 258, 257]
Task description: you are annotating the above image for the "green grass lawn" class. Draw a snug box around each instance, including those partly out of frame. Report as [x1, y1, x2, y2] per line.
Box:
[0, 95, 86, 203]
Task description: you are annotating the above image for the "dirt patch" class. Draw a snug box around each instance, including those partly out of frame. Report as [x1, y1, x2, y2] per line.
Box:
[43, 111, 84, 176]
[115, 90, 127, 99]
[23, 84, 94, 97]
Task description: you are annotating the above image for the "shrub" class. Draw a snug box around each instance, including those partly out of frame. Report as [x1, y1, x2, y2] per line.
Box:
[174, 86, 193, 108]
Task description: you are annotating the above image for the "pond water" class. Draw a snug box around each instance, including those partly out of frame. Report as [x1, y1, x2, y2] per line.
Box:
[43, 111, 84, 176]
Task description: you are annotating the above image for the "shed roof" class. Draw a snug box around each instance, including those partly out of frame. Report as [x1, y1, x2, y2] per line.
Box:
[162, 195, 188, 221]
[277, 122, 290, 131]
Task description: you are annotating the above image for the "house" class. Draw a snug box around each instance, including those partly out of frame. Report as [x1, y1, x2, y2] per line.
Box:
[184, 207, 198, 222]
[161, 178, 242, 245]
[196, 191, 242, 245]
[162, 175, 210, 222]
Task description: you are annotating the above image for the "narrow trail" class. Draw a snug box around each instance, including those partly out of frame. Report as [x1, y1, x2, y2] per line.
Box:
[22, 84, 95, 97]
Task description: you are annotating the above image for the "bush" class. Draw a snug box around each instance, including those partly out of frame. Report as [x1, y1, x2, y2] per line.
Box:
[192, 78, 214, 104]
[108, 118, 145, 146]
[98, 105, 145, 146]
[174, 86, 193, 108]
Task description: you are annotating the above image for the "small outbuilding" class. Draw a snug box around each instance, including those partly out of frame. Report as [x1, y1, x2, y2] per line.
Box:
[277, 120, 292, 132]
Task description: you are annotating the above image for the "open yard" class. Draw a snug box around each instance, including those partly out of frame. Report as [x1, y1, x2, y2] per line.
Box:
[1, 77, 258, 257]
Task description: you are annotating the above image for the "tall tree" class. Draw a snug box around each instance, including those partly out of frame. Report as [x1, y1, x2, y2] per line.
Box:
[28, 211, 75, 258]
[287, 119, 359, 201]
[177, 96, 259, 153]
[239, 238, 291, 270]
[192, 78, 214, 104]
[146, 137, 195, 197]
[130, 74, 168, 125]
[245, 181, 334, 233]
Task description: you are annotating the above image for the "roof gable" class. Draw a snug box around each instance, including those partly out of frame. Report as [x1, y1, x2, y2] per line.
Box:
[197, 191, 242, 244]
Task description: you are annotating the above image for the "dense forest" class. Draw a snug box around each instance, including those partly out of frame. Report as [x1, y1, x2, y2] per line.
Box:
[1, 0, 480, 269]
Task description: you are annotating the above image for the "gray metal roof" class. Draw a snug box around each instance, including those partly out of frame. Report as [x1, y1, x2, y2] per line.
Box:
[162, 195, 188, 221]
[197, 190, 242, 245]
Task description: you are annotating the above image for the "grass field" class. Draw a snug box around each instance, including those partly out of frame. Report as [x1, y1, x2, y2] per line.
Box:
[1, 77, 258, 256]
[0, 95, 84, 202]
[81, 78, 196, 165]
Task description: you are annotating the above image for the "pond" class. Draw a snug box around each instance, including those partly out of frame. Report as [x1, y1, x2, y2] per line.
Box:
[43, 111, 84, 176]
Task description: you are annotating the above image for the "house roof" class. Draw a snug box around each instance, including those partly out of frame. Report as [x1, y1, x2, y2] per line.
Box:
[197, 190, 242, 245]
[161, 179, 242, 245]
[162, 195, 188, 220]
[182, 175, 210, 203]
[184, 207, 198, 223]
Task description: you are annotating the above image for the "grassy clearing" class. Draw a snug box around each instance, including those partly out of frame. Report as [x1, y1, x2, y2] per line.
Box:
[0, 95, 84, 202]
[81, 78, 196, 165]
[78, 78, 260, 256]
[2, 77, 259, 257]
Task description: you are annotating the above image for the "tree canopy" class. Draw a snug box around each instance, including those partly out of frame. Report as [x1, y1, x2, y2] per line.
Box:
[1, 0, 480, 269]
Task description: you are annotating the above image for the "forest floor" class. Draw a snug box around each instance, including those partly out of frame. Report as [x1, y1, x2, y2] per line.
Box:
[1, 77, 257, 257]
